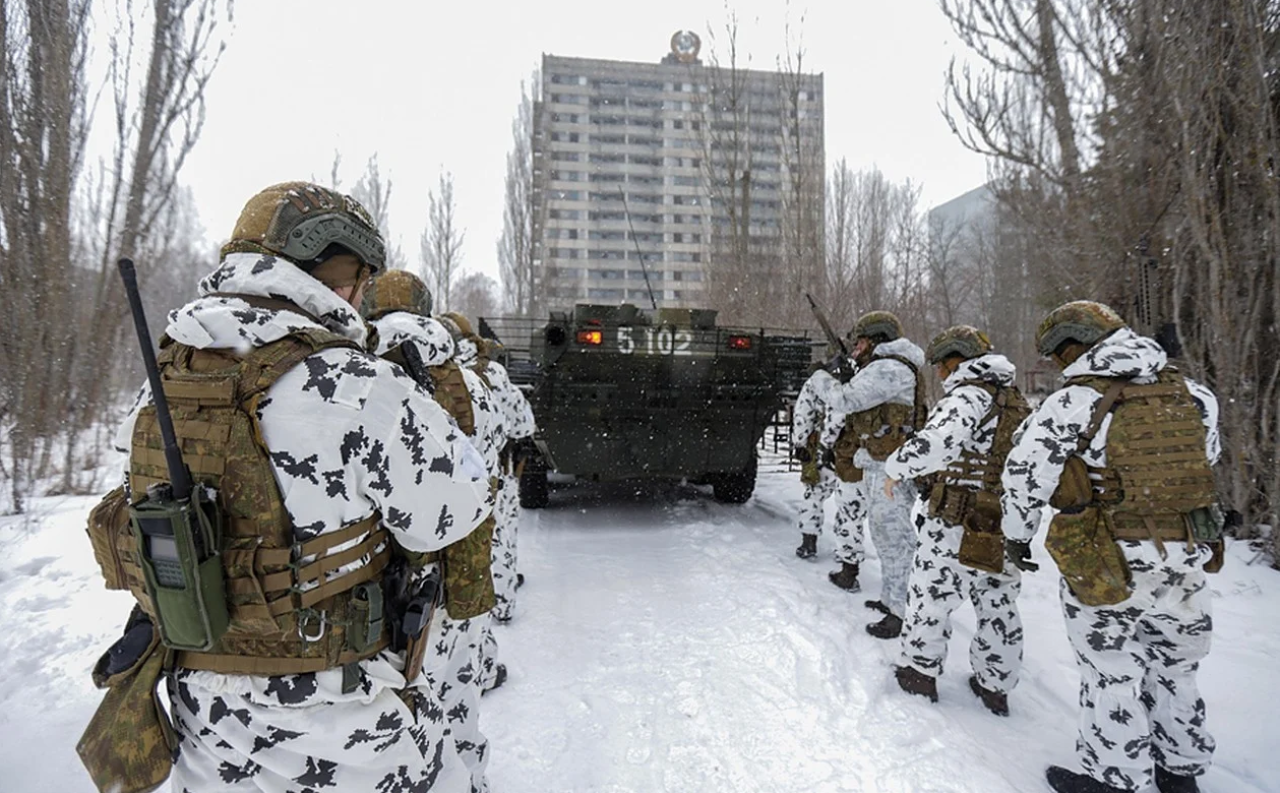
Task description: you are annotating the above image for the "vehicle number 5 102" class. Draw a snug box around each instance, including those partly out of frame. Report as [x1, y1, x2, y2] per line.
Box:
[617, 326, 693, 355]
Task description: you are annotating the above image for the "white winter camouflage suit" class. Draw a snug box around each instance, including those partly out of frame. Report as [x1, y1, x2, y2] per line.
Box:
[1001, 328, 1221, 792]
[115, 252, 493, 793]
[453, 338, 522, 692]
[823, 337, 926, 617]
[470, 346, 536, 623]
[884, 354, 1025, 694]
[792, 368, 865, 563]
[372, 312, 506, 793]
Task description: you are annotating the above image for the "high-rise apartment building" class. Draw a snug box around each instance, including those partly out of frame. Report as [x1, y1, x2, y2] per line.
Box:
[533, 32, 824, 308]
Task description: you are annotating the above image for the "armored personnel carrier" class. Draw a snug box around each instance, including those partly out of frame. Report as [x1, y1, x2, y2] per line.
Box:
[483, 303, 812, 508]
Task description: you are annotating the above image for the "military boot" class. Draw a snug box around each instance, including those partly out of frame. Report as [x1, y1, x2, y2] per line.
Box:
[866, 612, 902, 639]
[967, 675, 1009, 717]
[481, 663, 508, 696]
[864, 599, 889, 615]
[1045, 766, 1127, 793]
[893, 665, 938, 703]
[827, 561, 860, 591]
[516, 573, 525, 590]
[1155, 767, 1200, 793]
[795, 533, 818, 560]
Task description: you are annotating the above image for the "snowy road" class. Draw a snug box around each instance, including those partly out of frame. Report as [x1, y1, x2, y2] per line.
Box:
[1, 468, 1277, 792]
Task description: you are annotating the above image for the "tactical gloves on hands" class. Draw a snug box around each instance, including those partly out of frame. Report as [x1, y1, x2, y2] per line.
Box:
[820, 446, 836, 469]
[793, 445, 813, 464]
[1004, 539, 1039, 572]
[825, 355, 854, 383]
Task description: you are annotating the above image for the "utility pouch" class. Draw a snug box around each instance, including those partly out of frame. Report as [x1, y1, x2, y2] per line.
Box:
[130, 484, 229, 651]
[800, 459, 820, 487]
[77, 618, 176, 793]
[1044, 506, 1132, 606]
[1187, 504, 1225, 543]
[87, 486, 132, 591]
[957, 491, 1005, 575]
[441, 515, 497, 620]
[1203, 539, 1226, 574]
[348, 582, 385, 654]
[1049, 456, 1094, 513]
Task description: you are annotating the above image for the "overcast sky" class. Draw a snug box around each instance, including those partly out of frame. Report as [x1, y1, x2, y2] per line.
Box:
[174, 0, 987, 288]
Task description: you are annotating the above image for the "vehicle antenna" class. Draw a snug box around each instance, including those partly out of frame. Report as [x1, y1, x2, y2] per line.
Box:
[619, 191, 659, 311]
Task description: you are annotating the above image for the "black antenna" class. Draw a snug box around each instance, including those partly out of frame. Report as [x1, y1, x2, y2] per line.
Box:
[118, 258, 193, 500]
[619, 191, 659, 311]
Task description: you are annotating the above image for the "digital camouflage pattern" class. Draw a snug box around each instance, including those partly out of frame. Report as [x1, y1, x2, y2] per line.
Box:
[852, 310, 905, 342]
[823, 336, 927, 619]
[361, 268, 433, 320]
[925, 324, 992, 366]
[109, 251, 491, 793]
[886, 353, 1025, 695]
[1034, 299, 1126, 357]
[1001, 326, 1221, 791]
[77, 625, 174, 793]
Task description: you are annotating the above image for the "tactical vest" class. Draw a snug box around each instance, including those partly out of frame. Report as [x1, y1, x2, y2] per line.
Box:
[126, 329, 393, 675]
[380, 341, 495, 620]
[1067, 369, 1217, 547]
[836, 353, 928, 470]
[938, 380, 1031, 494]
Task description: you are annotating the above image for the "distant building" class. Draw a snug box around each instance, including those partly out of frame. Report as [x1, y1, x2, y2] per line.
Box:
[533, 32, 824, 308]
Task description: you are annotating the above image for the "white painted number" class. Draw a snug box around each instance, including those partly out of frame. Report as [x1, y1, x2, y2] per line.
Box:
[617, 327, 635, 354]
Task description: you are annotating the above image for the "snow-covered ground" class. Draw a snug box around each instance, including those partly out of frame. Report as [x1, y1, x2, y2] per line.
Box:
[1, 465, 1276, 792]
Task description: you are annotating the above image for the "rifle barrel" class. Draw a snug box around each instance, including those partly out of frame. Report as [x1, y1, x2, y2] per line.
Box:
[118, 258, 193, 500]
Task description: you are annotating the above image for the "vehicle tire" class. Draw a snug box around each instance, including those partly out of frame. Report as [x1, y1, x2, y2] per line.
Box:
[712, 454, 757, 504]
[519, 469, 550, 509]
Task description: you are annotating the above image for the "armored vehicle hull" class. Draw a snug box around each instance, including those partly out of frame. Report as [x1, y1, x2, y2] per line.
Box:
[484, 303, 811, 507]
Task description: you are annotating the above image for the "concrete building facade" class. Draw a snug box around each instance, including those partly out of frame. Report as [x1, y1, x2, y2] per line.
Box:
[533, 34, 824, 308]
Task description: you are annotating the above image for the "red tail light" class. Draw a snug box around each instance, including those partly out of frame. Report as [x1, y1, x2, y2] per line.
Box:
[576, 329, 604, 345]
[728, 335, 752, 350]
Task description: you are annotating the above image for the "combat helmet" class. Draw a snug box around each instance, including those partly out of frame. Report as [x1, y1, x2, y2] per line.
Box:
[221, 181, 386, 272]
[440, 311, 475, 339]
[927, 325, 992, 365]
[1035, 300, 1126, 357]
[360, 269, 433, 320]
[851, 311, 904, 343]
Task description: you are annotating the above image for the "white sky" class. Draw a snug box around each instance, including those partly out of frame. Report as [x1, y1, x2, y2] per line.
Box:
[174, 0, 987, 286]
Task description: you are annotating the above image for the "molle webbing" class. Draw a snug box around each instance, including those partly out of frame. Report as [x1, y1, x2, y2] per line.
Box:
[847, 353, 927, 461]
[1070, 370, 1216, 548]
[429, 362, 476, 437]
[940, 380, 1031, 492]
[128, 331, 393, 675]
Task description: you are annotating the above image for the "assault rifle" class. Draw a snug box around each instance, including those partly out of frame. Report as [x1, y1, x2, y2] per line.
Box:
[805, 292, 854, 382]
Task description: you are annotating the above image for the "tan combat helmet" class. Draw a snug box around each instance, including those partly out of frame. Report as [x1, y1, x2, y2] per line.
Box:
[440, 311, 475, 339]
[222, 181, 386, 272]
[851, 310, 905, 343]
[360, 269, 433, 320]
[1035, 300, 1126, 357]
[926, 325, 993, 365]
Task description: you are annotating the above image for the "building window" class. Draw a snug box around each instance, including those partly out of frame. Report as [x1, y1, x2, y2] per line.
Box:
[551, 190, 582, 201]
[589, 152, 626, 164]
[588, 230, 626, 241]
[551, 93, 585, 104]
[549, 209, 581, 220]
[588, 172, 626, 183]
[628, 134, 662, 146]
[551, 170, 582, 182]
[629, 251, 664, 262]
[547, 248, 581, 259]
[588, 268, 626, 279]
[671, 175, 699, 187]
[593, 133, 626, 145]
[551, 151, 581, 161]
[627, 270, 663, 280]
[588, 250, 627, 261]
[550, 131, 581, 143]
[587, 288, 625, 299]
[629, 154, 662, 166]
[550, 113, 581, 123]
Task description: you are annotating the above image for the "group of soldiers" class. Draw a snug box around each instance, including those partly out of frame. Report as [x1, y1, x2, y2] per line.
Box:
[85, 182, 536, 793]
[791, 306, 1223, 793]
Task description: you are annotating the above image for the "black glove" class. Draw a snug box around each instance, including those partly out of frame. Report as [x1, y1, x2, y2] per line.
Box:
[1004, 539, 1039, 572]
[820, 446, 835, 469]
[825, 355, 854, 383]
[793, 445, 812, 464]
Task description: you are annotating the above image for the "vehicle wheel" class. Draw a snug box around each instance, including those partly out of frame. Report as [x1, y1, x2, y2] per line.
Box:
[519, 469, 549, 509]
[712, 455, 757, 504]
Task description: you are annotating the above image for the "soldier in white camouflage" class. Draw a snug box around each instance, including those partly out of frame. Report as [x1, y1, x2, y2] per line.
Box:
[102, 183, 491, 793]
[1002, 301, 1222, 793]
[791, 362, 867, 566]
[883, 325, 1030, 716]
[822, 311, 928, 638]
[362, 272, 505, 793]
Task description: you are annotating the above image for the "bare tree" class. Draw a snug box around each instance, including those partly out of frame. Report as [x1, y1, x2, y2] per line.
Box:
[421, 170, 466, 311]
[941, 0, 1280, 559]
[350, 154, 407, 270]
[452, 270, 500, 320]
[498, 71, 541, 315]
